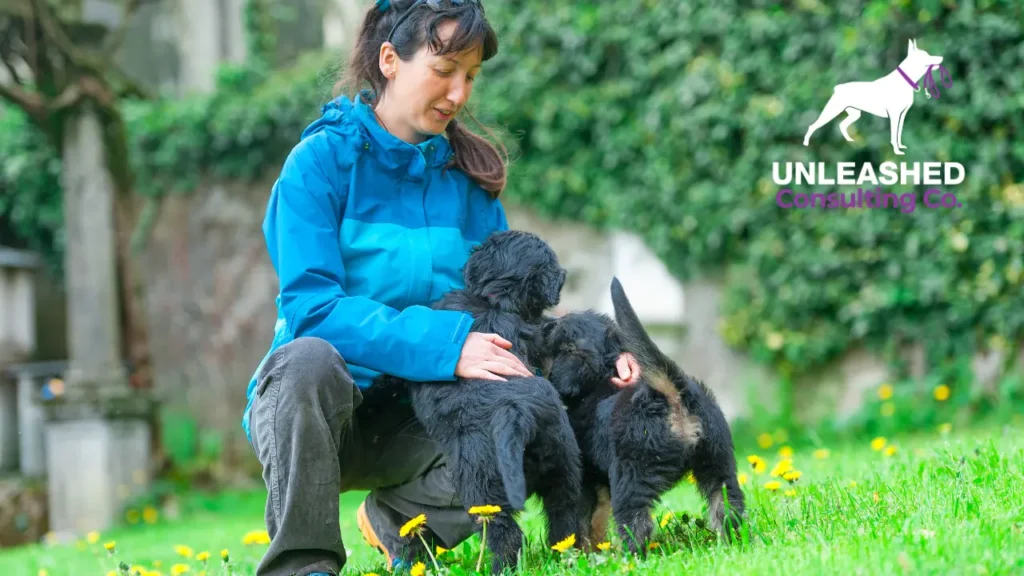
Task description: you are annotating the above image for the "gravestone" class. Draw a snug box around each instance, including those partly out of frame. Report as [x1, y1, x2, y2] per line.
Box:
[43, 103, 153, 536]
[0, 247, 40, 474]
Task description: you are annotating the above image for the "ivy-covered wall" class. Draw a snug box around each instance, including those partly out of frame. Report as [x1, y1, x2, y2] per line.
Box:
[2, 0, 1023, 382]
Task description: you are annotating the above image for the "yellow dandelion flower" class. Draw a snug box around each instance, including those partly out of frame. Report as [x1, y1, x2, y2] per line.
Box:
[782, 470, 802, 483]
[143, 506, 159, 524]
[813, 448, 830, 459]
[877, 383, 893, 400]
[764, 480, 781, 491]
[38, 571, 48, 576]
[242, 530, 271, 545]
[871, 437, 887, 451]
[174, 545, 194, 558]
[106, 571, 117, 576]
[171, 565, 190, 576]
[409, 562, 425, 576]
[435, 545, 449, 556]
[849, 480, 857, 487]
[87, 531, 100, 544]
[363, 573, 381, 576]
[873, 492, 880, 503]
[884, 445, 898, 457]
[756, 433, 773, 449]
[738, 472, 749, 486]
[747, 455, 767, 474]
[551, 533, 576, 552]
[934, 384, 951, 401]
[221, 549, 230, 562]
[938, 422, 952, 434]
[770, 459, 793, 477]
[467, 505, 502, 516]
[596, 541, 612, 551]
[659, 511, 673, 528]
[881, 402, 895, 417]
[399, 514, 427, 538]
[784, 489, 797, 497]
[777, 446, 793, 458]
[196, 551, 210, 562]
[103, 541, 116, 554]
[648, 541, 660, 550]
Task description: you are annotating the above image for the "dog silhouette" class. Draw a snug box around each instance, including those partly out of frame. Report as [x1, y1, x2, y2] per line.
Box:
[803, 39, 944, 155]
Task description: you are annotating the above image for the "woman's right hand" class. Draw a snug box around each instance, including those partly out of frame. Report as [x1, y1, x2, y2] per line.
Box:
[455, 332, 534, 381]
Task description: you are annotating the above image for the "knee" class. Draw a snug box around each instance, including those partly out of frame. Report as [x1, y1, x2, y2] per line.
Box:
[263, 337, 357, 408]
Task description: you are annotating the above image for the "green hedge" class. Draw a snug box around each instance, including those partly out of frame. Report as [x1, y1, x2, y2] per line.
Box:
[2, 0, 1023, 380]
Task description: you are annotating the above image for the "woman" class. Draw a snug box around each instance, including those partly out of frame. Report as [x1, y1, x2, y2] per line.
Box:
[244, 1, 640, 574]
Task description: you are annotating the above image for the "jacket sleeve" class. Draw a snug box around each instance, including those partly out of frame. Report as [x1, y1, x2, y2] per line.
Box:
[264, 133, 473, 382]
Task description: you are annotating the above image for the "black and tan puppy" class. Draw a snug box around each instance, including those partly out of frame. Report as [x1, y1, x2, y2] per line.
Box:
[537, 277, 745, 554]
[366, 230, 583, 574]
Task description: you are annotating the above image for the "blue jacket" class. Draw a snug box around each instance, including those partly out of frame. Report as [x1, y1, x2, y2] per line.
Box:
[242, 91, 509, 441]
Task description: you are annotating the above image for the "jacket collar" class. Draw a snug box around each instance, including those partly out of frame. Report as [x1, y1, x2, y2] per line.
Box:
[351, 90, 454, 171]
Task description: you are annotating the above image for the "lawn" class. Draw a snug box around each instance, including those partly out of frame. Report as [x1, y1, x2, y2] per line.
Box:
[1, 423, 1021, 576]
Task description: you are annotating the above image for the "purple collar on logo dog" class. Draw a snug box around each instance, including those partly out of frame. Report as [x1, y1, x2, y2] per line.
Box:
[898, 64, 952, 99]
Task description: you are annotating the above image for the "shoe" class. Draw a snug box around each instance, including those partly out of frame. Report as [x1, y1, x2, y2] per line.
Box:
[357, 501, 410, 571]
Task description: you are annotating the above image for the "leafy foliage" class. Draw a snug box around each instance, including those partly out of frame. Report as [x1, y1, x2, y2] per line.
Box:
[472, 0, 1024, 377]
[2, 0, 1023, 378]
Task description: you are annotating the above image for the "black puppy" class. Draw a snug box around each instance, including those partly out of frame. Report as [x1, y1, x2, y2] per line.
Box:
[537, 277, 745, 554]
[366, 230, 583, 574]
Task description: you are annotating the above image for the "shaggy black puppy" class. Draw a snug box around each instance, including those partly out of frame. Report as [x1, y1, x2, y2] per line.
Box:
[536, 277, 745, 554]
[365, 230, 583, 574]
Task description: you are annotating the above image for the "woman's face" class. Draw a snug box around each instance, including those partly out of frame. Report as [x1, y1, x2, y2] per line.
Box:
[379, 19, 482, 140]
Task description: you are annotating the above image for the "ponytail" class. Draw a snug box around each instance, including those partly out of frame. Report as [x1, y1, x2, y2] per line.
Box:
[445, 113, 509, 198]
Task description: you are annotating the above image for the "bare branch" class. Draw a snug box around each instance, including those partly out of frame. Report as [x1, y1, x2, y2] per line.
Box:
[49, 80, 81, 110]
[0, 78, 45, 121]
[100, 0, 140, 60]
[29, 0, 102, 74]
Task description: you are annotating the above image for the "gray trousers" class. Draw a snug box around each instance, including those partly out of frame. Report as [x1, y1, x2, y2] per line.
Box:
[248, 337, 477, 576]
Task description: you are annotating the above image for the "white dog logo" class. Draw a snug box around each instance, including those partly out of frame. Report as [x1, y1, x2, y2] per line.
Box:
[803, 39, 947, 155]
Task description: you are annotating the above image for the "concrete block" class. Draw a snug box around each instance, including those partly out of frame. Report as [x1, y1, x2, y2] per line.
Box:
[44, 415, 150, 535]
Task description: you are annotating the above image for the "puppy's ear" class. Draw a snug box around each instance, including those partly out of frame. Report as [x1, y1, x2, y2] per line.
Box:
[540, 268, 566, 308]
[540, 317, 558, 344]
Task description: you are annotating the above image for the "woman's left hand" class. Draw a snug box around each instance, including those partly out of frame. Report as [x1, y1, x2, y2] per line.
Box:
[611, 352, 641, 387]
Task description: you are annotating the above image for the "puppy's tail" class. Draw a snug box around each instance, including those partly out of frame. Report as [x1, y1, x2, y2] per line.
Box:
[610, 276, 682, 382]
[493, 407, 531, 510]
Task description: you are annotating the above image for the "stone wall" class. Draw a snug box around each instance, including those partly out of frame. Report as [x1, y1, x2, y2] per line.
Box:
[139, 179, 280, 476]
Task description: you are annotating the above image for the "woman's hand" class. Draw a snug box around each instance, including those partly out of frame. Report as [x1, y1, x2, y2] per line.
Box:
[610, 352, 641, 387]
[455, 332, 534, 381]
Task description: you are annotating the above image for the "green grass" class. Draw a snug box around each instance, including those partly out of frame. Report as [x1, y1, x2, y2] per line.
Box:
[1, 424, 1022, 576]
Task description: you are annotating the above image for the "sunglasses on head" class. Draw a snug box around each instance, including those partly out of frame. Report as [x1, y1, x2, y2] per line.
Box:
[380, 0, 481, 44]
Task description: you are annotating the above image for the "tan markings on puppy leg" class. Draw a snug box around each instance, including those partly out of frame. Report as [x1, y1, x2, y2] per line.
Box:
[590, 486, 611, 546]
[648, 369, 703, 446]
[707, 487, 725, 535]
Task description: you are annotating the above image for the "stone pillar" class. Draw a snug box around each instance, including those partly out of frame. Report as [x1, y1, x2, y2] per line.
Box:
[175, 0, 222, 93]
[17, 371, 47, 477]
[323, 0, 364, 49]
[45, 102, 153, 536]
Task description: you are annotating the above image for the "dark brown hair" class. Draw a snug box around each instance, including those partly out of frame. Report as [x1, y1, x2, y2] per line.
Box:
[335, 0, 508, 197]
